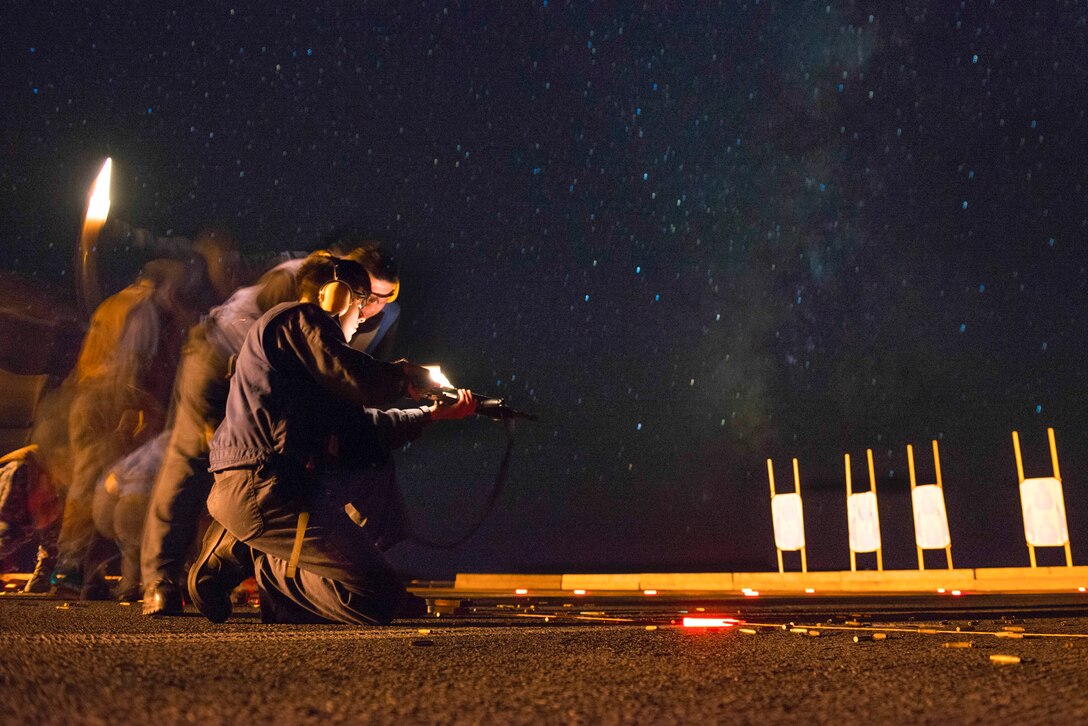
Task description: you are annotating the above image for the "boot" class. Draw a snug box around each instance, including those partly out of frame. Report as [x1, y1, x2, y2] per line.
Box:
[188, 521, 253, 624]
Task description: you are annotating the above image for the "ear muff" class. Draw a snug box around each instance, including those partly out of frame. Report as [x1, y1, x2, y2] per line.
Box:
[318, 263, 354, 317]
[386, 279, 400, 303]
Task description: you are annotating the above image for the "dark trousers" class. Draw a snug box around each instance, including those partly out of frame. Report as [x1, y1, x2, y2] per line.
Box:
[207, 463, 410, 625]
[141, 327, 228, 588]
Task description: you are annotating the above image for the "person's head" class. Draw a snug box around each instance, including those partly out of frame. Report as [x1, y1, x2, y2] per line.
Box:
[139, 258, 197, 313]
[192, 224, 242, 303]
[341, 243, 400, 320]
[296, 252, 370, 341]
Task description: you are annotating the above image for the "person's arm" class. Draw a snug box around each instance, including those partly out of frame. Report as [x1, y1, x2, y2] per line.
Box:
[275, 304, 410, 409]
[349, 389, 477, 453]
[352, 407, 431, 452]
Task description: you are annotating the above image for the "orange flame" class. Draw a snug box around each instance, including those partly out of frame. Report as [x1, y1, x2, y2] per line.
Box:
[86, 158, 111, 222]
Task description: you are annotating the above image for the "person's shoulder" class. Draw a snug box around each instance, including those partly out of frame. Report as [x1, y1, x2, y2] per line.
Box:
[261, 301, 338, 336]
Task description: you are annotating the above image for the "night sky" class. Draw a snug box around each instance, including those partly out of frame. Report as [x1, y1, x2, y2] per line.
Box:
[3, 2, 1087, 577]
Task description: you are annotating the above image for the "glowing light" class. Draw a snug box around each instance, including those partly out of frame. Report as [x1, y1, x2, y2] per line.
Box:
[682, 617, 739, 628]
[1079, 587, 1086, 593]
[741, 588, 760, 597]
[423, 365, 453, 389]
[951, 590, 962, 596]
[86, 158, 112, 222]
[514, 588, 528, 595]
[643, 589, 657, 596]
[936, 588, 946, 594]
[804, 588, 816, 594]
[573, 589, 587, 595]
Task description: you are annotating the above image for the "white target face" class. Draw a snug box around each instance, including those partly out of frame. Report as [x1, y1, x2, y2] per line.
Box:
[848, 491, 882, 553]
[1019, 477, 1069, 547]
[911, 484, 951, 550]
[771, 492, 805, 551]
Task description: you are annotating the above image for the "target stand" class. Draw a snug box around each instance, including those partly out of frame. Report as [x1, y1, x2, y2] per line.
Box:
[1013, 428, 1073, 568]
[907, 440, 954, 570]
[845, 450, 883, 572]
[767, 457, 807, 573]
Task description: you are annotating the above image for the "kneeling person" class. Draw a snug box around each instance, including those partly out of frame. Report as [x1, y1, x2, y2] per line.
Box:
[190, 255, 475, 624]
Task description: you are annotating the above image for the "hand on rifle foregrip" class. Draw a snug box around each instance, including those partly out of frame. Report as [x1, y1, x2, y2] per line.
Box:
[430, 388, 477, 420]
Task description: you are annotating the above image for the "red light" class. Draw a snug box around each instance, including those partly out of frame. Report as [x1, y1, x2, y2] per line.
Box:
[951, 590, 962, 596]
[683, 617, 740, 628]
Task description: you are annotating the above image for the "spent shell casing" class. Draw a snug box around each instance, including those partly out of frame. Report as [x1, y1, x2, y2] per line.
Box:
[995, 631, 1024, 639]
[1002, 626, 1025, 632]
[990, 654, 1021, 665]
[942, 641, 974, 648]
[852, 633, 887, 642]
[739, 628, 758, 635]
[789, 627, 809, 634]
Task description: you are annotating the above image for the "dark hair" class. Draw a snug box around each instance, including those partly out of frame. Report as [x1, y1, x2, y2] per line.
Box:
[295, 252, 370, 304]
[342, 243, 399, 283]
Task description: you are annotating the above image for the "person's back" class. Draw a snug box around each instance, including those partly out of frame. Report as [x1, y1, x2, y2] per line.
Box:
[209, 300, 408, 475]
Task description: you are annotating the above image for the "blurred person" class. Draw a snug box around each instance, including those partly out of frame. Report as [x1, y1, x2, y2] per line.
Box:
[91, 431, 169, 601]
[139, 255, 303, 614]
[188, 255, 476, 625]
[6, 385, 78, 592]
[51, 259, 201, 599]
[0, 445, 64, 592]
[91, 221, 243, 311]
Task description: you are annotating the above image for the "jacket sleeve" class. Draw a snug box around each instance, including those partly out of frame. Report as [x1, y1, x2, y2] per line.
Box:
[353, 407, 432, 453]
[274, 305, 408, 409]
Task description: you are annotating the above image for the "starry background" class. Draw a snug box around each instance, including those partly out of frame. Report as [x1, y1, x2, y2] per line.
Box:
[2, 2, 1087, 577]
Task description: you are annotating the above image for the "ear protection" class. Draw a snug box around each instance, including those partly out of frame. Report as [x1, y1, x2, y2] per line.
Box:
[317, 262, 354, 317]
[386, 279, 400, 303]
